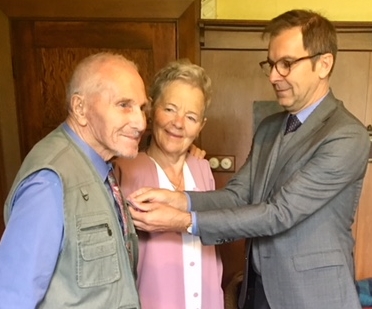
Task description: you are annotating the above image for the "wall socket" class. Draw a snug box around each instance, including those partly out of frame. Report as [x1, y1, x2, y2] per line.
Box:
[205, 155, 235, 172]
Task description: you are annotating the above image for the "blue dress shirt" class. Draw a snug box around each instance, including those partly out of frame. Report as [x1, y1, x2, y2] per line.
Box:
[0, 123, 112, 309]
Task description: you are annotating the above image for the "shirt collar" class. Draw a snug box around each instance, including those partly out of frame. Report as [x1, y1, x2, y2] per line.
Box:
[296, 90, 329, 123]
[62, 122, 111, 181]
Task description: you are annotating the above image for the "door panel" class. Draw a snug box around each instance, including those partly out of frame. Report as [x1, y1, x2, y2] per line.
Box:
[201, 45, 276, 292]
[354, 164, 372, 280]
[11, 20, 176, 158]
[201, 49, 275, 189]
[330, 51, 372, 123]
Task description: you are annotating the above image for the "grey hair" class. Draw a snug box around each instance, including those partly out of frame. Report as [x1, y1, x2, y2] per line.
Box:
[149, 59, 212, 114]
[65, 52, 138, 110]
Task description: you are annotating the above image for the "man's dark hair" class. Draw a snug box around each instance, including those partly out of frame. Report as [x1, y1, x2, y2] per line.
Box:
[263, 10, 338, 73]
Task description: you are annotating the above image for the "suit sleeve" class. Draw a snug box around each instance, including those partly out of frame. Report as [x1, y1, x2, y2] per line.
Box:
[191, 122, 370, 245]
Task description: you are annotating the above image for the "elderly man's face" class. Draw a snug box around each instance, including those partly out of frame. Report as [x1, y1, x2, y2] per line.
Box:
[84, 63, 148, 161]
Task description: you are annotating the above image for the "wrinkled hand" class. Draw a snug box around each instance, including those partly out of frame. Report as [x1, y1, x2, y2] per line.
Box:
[188, 144, 206, 160]
[128, 201, 191, 233]
[128, 187, 188, 211]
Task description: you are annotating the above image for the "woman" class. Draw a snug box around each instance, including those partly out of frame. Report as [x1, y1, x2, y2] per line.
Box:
[115, 59, 224, 309]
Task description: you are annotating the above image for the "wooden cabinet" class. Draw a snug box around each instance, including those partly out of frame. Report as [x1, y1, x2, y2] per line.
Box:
[199, 20, 372, 284]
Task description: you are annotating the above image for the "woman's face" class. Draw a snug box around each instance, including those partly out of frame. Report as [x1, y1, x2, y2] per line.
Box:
[151, 80, 206, 157]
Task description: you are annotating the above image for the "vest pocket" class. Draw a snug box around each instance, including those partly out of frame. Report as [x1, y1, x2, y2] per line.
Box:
[77, 213, 120, 287]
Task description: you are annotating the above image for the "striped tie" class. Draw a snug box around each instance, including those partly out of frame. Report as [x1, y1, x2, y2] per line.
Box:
[107, 170, 134, 268]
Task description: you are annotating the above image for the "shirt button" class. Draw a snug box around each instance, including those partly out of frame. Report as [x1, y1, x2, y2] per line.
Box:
[193, 292, 199, 297]
[190, 261, 195, 266]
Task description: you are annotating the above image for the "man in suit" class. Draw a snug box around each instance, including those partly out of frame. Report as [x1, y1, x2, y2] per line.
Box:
[127, 10, 370, 309]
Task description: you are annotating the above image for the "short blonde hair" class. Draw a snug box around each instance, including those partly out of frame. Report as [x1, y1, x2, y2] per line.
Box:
[149, 59, 212, 114]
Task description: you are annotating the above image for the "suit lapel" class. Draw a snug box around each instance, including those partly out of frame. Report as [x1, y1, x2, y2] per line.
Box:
[264, 92, 339, 197]
[252, 112, 286, 201]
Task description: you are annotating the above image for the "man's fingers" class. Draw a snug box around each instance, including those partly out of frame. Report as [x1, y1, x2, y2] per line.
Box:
[128, 187, 153, 200]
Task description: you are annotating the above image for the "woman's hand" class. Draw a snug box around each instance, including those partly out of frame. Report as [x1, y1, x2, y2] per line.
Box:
[188, 144, 206, 159]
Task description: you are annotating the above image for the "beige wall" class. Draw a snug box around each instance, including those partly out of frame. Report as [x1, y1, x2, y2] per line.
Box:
[0, 10, 21, 191]
[216, 0, 372, 21]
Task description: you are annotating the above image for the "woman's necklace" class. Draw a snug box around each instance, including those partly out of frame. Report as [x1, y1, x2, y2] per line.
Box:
[170, 175, 184, 191]
[146, 147, 184, 190]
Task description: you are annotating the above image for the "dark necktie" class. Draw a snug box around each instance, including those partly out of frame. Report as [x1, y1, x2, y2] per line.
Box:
[284, 114, 301, 135]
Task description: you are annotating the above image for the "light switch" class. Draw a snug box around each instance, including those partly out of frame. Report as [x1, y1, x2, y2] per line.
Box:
[205, 155, 235, 172]
[209, 157, 220, 169]
[220, 157, 233, 170]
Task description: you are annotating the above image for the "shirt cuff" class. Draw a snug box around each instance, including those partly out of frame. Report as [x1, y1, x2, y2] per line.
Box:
[185, 191, 192, 211]
[190, 211, 199, 236]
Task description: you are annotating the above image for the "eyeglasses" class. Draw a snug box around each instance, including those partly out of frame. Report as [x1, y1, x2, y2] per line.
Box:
[259, 53, 324, 77]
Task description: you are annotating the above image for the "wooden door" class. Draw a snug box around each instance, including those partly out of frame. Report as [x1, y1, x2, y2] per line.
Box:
[11, 18, 197, 158]
[0, 136, 5, 235]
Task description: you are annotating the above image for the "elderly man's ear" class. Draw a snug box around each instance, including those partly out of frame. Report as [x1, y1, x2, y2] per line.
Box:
[70, 95, 87, 126]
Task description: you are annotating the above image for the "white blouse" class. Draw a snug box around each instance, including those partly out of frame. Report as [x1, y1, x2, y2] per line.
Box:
[152, 160, 203, 309]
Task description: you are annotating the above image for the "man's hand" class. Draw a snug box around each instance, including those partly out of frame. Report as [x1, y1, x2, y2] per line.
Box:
[128, 202, 191, 233]
[128, 187, 188, 211]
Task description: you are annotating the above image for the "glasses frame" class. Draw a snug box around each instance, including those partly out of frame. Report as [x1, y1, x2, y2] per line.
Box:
[259, 53, 324, 77]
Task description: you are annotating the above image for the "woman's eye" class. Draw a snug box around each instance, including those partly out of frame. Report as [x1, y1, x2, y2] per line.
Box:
[187, 116, 197, 123]
[165, 107, 176, 113]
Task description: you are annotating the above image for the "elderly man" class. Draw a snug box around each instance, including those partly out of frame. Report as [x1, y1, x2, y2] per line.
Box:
[0, 52, 148, 308]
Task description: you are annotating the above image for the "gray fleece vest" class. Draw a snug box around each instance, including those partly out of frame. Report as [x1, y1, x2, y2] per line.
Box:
[4, 125, 140, 309]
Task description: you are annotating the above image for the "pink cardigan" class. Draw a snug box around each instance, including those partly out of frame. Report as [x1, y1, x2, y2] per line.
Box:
[115, 152, 224, 309]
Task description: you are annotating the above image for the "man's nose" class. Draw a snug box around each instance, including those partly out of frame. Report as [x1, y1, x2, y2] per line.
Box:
[269, 65, 284, 83]
[134, 107, 147, 131]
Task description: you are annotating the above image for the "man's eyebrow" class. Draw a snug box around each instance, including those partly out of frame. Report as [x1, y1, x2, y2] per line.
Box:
[267, 55, 296, 62]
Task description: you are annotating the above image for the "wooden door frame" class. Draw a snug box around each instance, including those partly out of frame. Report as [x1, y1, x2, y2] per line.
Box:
[0, 135, 5, 235]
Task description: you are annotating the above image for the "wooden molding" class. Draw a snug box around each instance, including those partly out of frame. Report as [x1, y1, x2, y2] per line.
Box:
[0, 0, 196, 19]
[199, 19, 372, 51]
